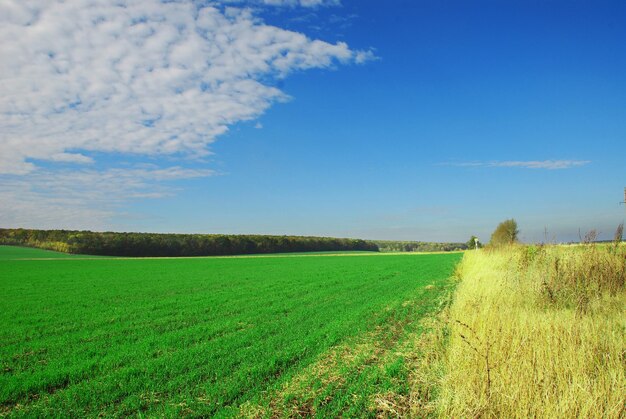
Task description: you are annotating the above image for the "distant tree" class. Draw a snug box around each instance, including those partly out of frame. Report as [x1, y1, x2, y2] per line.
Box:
[0, 228, 379, 257]
[466, 235, 481, 249]
[489, 219, 519, 246]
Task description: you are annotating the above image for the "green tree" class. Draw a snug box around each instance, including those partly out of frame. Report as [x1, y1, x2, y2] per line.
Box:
[489, 219, 519, 246]
[466, 235, 481, 249]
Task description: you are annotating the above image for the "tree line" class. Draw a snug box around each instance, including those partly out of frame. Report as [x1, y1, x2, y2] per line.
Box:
[0, 228, 379, 257]
[374, 240, 468, 252]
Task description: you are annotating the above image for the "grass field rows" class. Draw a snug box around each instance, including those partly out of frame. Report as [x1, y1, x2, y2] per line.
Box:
[0, 246, 460, 261]
[0, 246, 100, 260]
[0, 247, 460, 417]
[2, 244, 623, 417]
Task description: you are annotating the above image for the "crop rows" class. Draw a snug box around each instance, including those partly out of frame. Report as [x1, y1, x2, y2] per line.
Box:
[0, 251, 460, 416]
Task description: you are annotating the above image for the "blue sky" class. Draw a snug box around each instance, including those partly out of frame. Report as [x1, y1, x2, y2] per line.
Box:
[0, 0, 624, 242]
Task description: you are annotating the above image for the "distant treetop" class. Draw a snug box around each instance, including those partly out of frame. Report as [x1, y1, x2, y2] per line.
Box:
[489, 219, 519, 246]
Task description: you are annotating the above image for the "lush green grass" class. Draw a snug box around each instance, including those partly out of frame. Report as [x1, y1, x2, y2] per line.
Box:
[0, 245, 372, 261]
[0, 251, 460, 417]
[0, 246, 99, 260]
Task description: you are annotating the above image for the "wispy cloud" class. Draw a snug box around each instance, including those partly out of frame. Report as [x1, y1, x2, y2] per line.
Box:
[489, 160, 591, 169]
[441, 160, 591, 170]
[224, 0, 341, 7]
[0, 167, 214, 229]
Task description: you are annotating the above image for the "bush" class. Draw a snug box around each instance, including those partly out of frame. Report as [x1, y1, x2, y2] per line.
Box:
[489, 219, 519, 246]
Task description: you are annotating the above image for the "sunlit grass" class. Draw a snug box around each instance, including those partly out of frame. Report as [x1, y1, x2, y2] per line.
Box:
[0, 245, 100, 260]
[0, 250, 460, 417]
[438, 245, 625, 417]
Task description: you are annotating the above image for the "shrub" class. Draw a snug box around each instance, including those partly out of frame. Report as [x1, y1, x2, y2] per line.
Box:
[489, 219, 519, 247]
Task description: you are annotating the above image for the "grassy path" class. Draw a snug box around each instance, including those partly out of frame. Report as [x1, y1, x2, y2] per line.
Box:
[240, 282, 454, 418]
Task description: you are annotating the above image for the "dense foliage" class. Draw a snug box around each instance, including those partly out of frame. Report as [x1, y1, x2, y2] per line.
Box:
[465, 235, 483, 249]
[489, 218, 519, 246]
[0, 228, 378, 257]
[374, 240, 467, 252]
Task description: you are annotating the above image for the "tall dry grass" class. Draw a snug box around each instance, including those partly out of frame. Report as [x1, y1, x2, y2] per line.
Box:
[438, 244, 625, 418]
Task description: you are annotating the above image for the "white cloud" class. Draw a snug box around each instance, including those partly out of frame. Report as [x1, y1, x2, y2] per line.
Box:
[355, 50, 378, 64]
[223, 0, 341, 7]
[0, 0, 374, 229]
[0, 167, 214, 230]
[442, 160, 591, 170]
[0, 0, 371, 175]
[489, 160, 591, 169]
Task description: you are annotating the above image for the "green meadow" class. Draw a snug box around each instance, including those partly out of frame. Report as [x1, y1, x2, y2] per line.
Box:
[0, 248, 460, 417]
[0, 246, 99, 260]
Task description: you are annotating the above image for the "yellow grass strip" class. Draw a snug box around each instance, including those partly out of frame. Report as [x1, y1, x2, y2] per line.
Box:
[438, 246, 626, 418]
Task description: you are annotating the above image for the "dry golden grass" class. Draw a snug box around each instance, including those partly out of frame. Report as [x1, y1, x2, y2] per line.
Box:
[438, 245, 626, 418]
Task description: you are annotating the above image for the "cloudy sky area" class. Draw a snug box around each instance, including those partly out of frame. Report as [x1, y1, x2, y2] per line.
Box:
[1, 0, 625, 242]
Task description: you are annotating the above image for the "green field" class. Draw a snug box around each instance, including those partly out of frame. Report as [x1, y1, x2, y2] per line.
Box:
[0, 246, 100, 260]
[0, 248, 460, 417]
